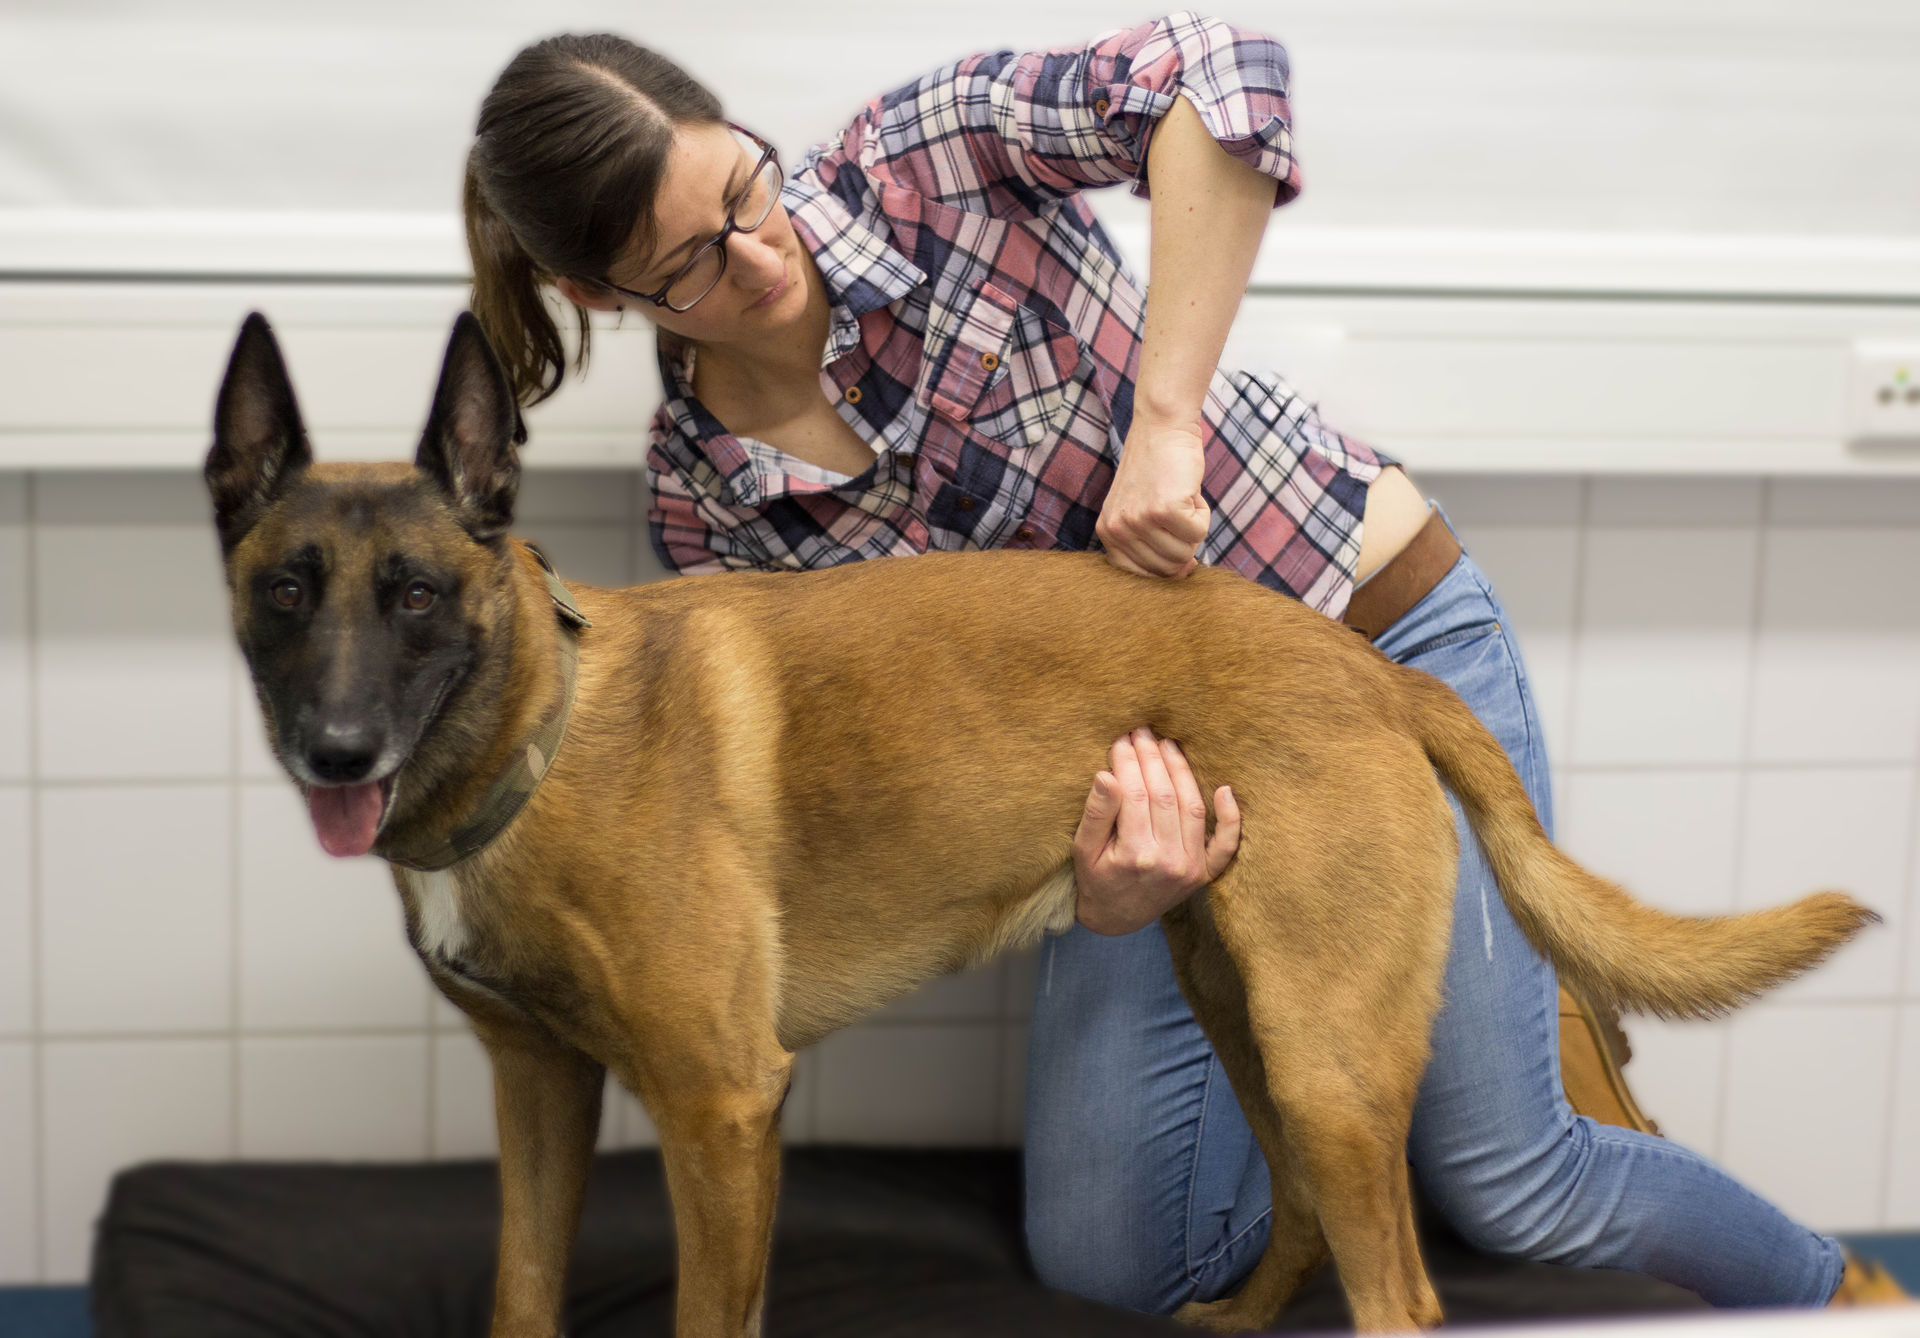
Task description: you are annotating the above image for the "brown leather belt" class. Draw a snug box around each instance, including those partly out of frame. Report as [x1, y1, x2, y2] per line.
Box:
[1339, 504, 1463, 642]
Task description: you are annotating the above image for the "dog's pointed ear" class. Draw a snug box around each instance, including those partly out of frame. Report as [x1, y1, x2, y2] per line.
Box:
[415, 312, 522, 545]
[206, 312, 312, 553]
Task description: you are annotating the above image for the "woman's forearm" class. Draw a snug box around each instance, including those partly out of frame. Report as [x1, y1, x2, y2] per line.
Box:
[1134, 93, 1279, 430]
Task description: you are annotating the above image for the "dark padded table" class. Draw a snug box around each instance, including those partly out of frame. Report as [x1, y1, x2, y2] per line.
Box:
[92, 1147, 1705, 1336]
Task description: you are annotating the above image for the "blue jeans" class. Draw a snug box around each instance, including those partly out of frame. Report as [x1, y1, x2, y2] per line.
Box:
[1023, 511, 1844, 1311]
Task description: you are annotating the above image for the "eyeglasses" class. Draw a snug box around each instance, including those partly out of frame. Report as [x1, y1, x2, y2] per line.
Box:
[601, 123, 782, 314]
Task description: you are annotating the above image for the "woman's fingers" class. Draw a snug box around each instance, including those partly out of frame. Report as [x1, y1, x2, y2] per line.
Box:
[1128, 726, 1182, 858]
[1162, 737, 1208, 872]
[1156, 496, 1211, 546]
[1072, 769, 1122, 866]
[1104, 518, 1200, 574]
[1205, 784, 1242, 881]
[1108, 735, 1154, 854]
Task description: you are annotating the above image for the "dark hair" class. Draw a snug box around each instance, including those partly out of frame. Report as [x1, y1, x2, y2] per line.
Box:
[464, 34, 724, 407]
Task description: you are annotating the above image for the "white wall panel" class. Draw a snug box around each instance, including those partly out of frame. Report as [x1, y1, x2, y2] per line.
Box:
[2, 2, 1916, 239]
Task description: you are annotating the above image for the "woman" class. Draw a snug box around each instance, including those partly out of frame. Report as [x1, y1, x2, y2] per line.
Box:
[461, 14, 1884, 1313]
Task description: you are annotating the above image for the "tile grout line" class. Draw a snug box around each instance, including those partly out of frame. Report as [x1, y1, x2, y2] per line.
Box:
[1561, 477, 1591, 785]
[1713, 483, 1771, 1164]
[25, 471, 45, 1282]
[230, 637, 243, 1159]
[1878, 638, 1920, 1227]
[424, 994, 439, 1161]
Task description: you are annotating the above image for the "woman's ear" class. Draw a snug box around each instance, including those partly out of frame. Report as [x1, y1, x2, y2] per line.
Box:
[554, 276, 625, 313]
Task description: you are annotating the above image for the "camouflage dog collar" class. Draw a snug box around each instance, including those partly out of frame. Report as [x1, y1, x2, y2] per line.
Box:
[383, 544, 591, 872]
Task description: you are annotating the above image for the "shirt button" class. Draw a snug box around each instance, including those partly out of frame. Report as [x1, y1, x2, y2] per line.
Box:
[979, 352, 999, 371]
[1015, 526, 1035, 542]
[956, 496, 976, 512]
[843, 386, 863, 404]
[1094, 96, 1111, 118]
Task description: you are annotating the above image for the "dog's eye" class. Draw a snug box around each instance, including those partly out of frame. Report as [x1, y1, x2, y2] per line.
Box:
[402, 581, 436, 612]
[269, 578, 303, 609]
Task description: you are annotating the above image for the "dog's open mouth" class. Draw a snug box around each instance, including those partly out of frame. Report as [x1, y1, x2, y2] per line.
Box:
[306, 777, 396, 859]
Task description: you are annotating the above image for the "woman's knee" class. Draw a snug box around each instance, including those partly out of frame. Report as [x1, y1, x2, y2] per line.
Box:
[1417, 1117, 1606, 1263]
[1023, 1164, 1189, 1312]
[1024, 1057, 1272, 1313]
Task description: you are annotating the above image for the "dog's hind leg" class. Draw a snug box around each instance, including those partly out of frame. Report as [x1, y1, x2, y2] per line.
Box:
[477, 1022, 607, 1338]
[1162, 904, 1329, 1334]
[1204, 807, 1454, 1334]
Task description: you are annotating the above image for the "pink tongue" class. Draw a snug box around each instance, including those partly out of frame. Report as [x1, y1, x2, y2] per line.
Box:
[308, 782, 384, 858]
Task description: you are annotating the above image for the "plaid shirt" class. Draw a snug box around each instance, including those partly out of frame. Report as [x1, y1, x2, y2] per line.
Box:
[646, 10, 1395, 616]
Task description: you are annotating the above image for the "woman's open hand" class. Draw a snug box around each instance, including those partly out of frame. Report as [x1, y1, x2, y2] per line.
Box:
[1073, 724, 1241, 936]
[1096, 417, 1210, 579]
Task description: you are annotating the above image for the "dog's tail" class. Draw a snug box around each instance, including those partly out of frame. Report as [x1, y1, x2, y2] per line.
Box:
[1404, 670, 1876, 1020]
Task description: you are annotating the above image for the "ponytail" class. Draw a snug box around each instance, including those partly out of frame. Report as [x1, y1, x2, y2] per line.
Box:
[463, 150, 587, 408]
[463, 33, 725, 411]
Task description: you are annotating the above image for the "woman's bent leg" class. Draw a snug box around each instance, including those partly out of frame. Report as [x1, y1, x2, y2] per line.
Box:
[1377, 545, 1845, 1307]
[1023, 920, 1272, 1312]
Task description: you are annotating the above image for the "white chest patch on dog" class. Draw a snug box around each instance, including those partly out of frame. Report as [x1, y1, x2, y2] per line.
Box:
[410, 867, 469, 961]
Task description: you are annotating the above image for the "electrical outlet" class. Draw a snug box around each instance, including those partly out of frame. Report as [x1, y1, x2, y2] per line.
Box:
[1850, 344, 1920, 443]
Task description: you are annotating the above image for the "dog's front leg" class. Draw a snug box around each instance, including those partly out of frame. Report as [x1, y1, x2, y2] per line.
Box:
[481, 1025, 605, 1338]
[650, 1061, 791, 1338]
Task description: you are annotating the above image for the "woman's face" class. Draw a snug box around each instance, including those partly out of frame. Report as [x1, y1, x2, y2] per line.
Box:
[557, 120, 809, 347]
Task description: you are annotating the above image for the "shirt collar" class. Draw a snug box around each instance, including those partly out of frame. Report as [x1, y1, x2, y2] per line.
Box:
[655, 173, 926, 506]
[781, 173, 926, 363]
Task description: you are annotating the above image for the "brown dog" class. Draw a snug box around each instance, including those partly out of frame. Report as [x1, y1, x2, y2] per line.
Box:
[206, 311, 1874, 1337]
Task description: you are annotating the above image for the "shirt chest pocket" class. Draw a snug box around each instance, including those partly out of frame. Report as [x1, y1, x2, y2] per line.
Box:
[917, 281, 1081, 450]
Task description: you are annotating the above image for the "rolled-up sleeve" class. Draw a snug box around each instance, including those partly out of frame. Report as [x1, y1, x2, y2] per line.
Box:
[861, 11, 1301, 217]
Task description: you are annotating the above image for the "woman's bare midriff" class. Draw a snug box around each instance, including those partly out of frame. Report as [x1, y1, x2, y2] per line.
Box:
[1353, 466, 1430, 585]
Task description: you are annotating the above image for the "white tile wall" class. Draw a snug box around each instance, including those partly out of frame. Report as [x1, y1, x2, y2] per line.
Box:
[1770, 479, 1920, 528]
[1739, 768, 1913, 1004]
[1908, 783, 1920, 997]
[39, 784, 231, 1034]
[235, 655, 280, 782]
[430, 1027, 655, 1160]
[1721, 1005, 1896, 1233]
[1749, 529, 1920, 765]
[429, 1028, 497, 1161]
[812, 1023, 1003, 1147]
[1616, 1016, 1728, 1158]
[780, 1050, 817, 1144]
[1569, 526, 1760, 766]
[0, 477, 28, 784]
[603, 1075, 657, 1150]
[237, 780, 426, 1030]
[870, 961, 1005, 1023]
[41, 1038, 233, 1280]
[1889, 1007, 1920, 1227]
[515, 471, 636, 526]
[7, 468, 1920, 1284]
[0, 787, 30, 1036]
[1444, 525, 1579, 769]
[238, 1035, 429, 1160]
[0, 1042, 35, 1283]
[527, 524, 636, 592]
[33, 519, 231, 781]
[1559, 770, 1743, 918]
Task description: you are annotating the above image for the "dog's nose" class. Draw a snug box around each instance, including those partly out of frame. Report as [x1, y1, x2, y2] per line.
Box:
[307, 723, 381, 783]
